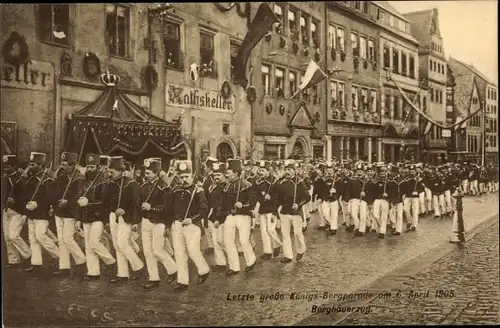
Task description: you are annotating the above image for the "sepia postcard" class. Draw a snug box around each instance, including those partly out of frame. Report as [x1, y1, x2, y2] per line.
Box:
[1, 1, 498, 327]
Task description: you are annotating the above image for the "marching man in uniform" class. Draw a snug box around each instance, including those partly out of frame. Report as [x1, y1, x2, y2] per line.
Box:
[77, 153, 116, 280]
[207, 161, 229, 269]
[318, 162, 343, 236]
[2, 154, 31, 267]
[140, 158, 177, 289]
[53, 152, 86, 276]
[275, 159, 308, 263]
[24, 152, 60, 273]
[169, 160, 210, 290]
[253, 160, 282, 260]
[107, 156, 144, 283]
[220, 158, 257, 275]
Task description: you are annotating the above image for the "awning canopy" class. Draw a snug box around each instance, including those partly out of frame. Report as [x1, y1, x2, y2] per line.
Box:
[64, 81, 186, 163]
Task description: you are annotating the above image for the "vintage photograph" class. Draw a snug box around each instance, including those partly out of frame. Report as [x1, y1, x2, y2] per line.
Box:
[1, 1, 498, 326]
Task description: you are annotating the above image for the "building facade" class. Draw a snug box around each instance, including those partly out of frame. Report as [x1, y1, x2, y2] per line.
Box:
[1, 4, 252, 166]
[374, 1, 420, 163]
[449, 56, 498, 165]
[324, 1, 384, 163]
[251, 2, 327, 161]
[403, 8, 447, 163]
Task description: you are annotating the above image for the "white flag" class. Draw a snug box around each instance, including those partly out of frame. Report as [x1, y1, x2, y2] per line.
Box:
[423, 120, 433, 135]
[454, 116, 467, 130]
[291, 59, 327, 99]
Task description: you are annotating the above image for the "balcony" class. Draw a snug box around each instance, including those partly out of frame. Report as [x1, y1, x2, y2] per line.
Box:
[428, 139, 447, 148]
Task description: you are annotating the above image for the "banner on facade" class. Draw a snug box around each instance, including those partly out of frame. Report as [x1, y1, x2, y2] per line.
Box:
[1, 60, 54, 92]
[166, 83, 236, 113]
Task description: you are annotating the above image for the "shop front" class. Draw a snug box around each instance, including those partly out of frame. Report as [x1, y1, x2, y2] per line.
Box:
[327, 122, 384, 163]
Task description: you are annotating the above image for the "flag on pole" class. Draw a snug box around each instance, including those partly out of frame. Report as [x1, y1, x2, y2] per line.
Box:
[233, 3, 279, 89]
[423, 120, 433, 135]
[290, 59, 328, 99]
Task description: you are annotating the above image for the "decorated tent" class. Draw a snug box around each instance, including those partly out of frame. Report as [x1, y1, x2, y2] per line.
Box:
[63, 72, 186, 166]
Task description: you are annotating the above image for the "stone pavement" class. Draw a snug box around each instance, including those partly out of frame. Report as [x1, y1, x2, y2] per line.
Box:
[311, 216, 500, 325]
[2, 193, 498, 327]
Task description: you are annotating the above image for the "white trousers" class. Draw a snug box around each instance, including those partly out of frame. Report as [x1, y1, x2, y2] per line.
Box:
[433, 194, 446, 217]
[444, 190, 453, 213]
[403, 197, 420, 228]
[321, 201, 340, 231]
[419, 192, 426, 214]
[470, 180, 479, 195]
[141, 218, 177, 281]
[83, 222, 116, 276]
[280, 214, 306, 260]
[373, 199, 389, 234]
[462, 180, 469, 194]
[259, 213, 282, 255]
[424, 188, 433, 212]
[208, 221, 226, 266]
[350, 198, 361, 230]
[171, 221, 209, 285]
[55, 216, 86, 269]
[224, 215, 256, 272]
[30, 219, 59, 265]
[109, 213, 140, 255]
[389, 203, 404, 233]
[113, 215, 144, 278]
[3, 209, 31, 264]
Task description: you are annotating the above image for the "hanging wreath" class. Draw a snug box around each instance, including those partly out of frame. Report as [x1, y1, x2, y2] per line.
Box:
[340, 111, 347, 120]
[340, 51, 346, 62]
[279, 104, 286, 116]
[372, 61, 378, 71]
[331, 48, 337, 61]
[2, 31, 30, 67]
[332, 110, 339, 119]
[363, 60, 368, 69]
[314, 52, 320, 62]
[279, 36, 286, 48]
[364, 113, 370, 122]
[83, 52, 101, 79]
[246, 86, 257, 103]
[292, 42, 299, 54]
[353, 57, 360, 69]
[220, 80, 232, 100]
[315, 111, 321, 122]
[265, 102, 273, 114]
[142, 65, 158, 92]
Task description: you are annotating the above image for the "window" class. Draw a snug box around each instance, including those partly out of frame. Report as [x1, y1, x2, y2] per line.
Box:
[440, 91, 443, 104]
[401, 52, 407, 76]
[222, 124, 230, 135]
[354, 1, 361, 10]
[352, 86, 358, 110]
[336, 27, 345, 51]
[105, 4, 130, 57]
[288, 8, 297, 38]
[370, 90, 377, 112]
[300, 14, 309, 45]
[37, 4, 70, 46]
[328, 24, 336, 49]
[385, 94, 391, 115]
[330, 81, 338, 105]
[392, 48, 399, 73]
[230, 42, 240, 80]
[338, 82, 345, 107]
[389, 15, 394, 27]
[360, 88, 368, 110]
[311, 20, 319, 47]
[351, 32, 358, 55]
[368, 39, 375, 61]
[488, 89, 491, 99]
[362, 2, 369, 13]
[164, 21, 182, 69]
[398, 19, 405, 32]
[393, 96, 400, 119]
[264, 144, 285, 160]
[430, 88, 434, 102]
[261, 64, 271, 95]
[383, 45, 390, 69]
[273, 4, 283, 33]
[360, 36, 367, 59]
[377, 9, 385, 21]
[289, 71, 297, 97]
[312, 85, 319, 105]
[409, 55, 415, 78]
[429, 59, 433, 71]
[433, 61, 436, 72]
[275, 67, 285, 98]
[200, 30, 216, 77]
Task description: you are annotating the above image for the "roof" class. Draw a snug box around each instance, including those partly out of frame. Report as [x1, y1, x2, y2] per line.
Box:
[449, 57, 496, 86]
[72, 87, 178, 126]
[372, 1, 409, 22]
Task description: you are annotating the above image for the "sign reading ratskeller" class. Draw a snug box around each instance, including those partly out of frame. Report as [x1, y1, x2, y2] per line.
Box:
[166, 83, 235, 113]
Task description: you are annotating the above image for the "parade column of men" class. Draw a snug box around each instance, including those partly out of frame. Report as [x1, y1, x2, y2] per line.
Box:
[2, 151, 499, 290]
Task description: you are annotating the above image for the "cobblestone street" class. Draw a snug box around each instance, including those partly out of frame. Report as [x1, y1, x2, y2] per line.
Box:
[2, 193, 498, 327]
[328, 217, 500, 325]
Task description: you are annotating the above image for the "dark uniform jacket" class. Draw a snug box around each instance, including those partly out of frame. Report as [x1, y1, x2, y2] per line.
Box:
[140, 178, 169, 224]
[170, 184, 208, 228]
[275, 177, 309, 216]
[2, 171, 25, 214]
[253, 177, 278, 215]
[218, 178, 254, 218]
[24, 170, 57, 219]
[207, 182, 226, 224]
[54, 172, 84, 218]
[429, 175, 445, 195]
[108, 176, 141, 224]
[317, 175, 344, 202]
[80, 176, 109, 223]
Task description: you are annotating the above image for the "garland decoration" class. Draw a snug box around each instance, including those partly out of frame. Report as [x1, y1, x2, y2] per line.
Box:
[220, 80, 232, 100]
[246, 86, 257, 103]
[2, 31, 30, 67]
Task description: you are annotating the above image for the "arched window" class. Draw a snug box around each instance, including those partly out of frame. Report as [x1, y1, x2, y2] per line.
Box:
[216, 142, 234, 163]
